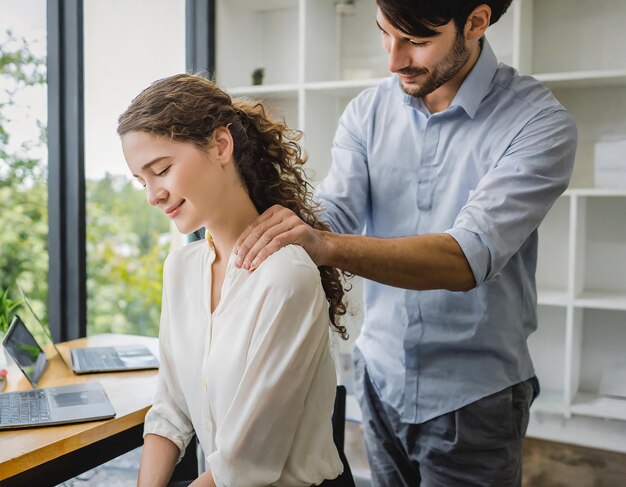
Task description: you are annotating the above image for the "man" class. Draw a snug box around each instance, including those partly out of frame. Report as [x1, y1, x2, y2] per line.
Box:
[234, 1, 577, 485]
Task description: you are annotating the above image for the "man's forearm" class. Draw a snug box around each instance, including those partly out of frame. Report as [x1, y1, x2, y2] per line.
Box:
[320, 232, 476, 292]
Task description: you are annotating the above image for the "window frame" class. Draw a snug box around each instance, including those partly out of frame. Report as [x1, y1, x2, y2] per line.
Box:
[47, 0, 86, 341]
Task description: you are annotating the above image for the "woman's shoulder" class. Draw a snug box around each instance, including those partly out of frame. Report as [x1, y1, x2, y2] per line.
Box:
[252, 244, 320, 294]
[260, 244, 318, 274]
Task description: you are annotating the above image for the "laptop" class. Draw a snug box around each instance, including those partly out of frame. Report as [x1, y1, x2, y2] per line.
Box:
[17, 284, 160, 374]
[0, 316, 115, 429]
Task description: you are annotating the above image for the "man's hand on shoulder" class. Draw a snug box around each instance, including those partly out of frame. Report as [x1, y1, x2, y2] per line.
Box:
[235, 204, 329, 271]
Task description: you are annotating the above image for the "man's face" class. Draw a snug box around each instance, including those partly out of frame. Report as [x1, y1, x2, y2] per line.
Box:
[377, 9, 471, 98]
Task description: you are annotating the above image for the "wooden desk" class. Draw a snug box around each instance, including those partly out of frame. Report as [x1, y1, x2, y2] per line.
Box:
[0, 334, 159, 487]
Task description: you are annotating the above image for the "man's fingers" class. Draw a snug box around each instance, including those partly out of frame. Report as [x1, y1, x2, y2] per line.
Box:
[235, 207, 294, 267]
[242, 219, 298, 270]
[248, 236, 291, 272]
[235, 215, 282, 267]
[234, 205, 282, 253]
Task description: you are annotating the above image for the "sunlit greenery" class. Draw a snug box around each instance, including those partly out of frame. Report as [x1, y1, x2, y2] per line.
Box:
[1, 32, 169, 340]
[87, 174, 169, 336]
[0, 31, 48, 332]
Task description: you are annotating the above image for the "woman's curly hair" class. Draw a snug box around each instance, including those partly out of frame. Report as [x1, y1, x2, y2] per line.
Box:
[117, 73, 349, 339]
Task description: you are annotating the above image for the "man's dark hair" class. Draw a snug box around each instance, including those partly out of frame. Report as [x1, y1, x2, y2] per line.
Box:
[376, 0, 513, 38]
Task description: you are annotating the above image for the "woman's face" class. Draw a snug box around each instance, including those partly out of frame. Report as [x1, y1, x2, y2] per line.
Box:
[121, 130, 230, 235]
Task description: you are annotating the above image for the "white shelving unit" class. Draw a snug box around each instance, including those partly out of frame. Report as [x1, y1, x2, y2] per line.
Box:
[216, 0, 626, 453]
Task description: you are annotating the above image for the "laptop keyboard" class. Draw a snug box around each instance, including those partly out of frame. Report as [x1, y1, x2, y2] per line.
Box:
[0, 390, 50, 425]
[75, 349, 125, 370]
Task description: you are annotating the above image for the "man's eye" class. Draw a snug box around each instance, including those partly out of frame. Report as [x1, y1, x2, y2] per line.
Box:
[157, 166, 171, 176]
[409, 40, 428, 47]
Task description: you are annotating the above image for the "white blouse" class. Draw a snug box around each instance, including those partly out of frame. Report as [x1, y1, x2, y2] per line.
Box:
[144, 240, 343, 487]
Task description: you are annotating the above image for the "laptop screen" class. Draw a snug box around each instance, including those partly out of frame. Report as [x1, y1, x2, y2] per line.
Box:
[2, 315, 48, 387]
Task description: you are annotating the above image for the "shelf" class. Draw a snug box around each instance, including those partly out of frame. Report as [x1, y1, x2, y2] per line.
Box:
[574, 291, 626, 311]
[221, 0, 297, 12]
[304, 78, 388, 96]
[571, 392, 626, 421]
[535, 70, 626, 89]
[243, 0, 297, 10]
[227, 84, 299, 98]
[537, 288, 569, 307]
[227, 78, 392, 98]
[563, 188, 626, 197]
[531, 389, 568, 415]
[216, 0, 299, 87]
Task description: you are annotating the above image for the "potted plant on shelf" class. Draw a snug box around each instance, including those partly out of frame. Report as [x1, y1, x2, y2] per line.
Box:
[251, 67, 265, 86]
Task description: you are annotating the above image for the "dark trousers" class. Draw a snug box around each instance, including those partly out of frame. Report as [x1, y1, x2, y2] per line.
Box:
[354, 351, 539, 487]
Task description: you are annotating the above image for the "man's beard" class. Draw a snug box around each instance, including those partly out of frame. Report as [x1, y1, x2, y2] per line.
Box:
[397, 31, 471, 98]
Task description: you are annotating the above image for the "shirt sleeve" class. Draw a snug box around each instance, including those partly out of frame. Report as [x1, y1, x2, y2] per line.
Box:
[315, 94, 371, 235]
[206, 257, 335, 487]
[445, 108, 577, 286]
[143, 257, 195, 462]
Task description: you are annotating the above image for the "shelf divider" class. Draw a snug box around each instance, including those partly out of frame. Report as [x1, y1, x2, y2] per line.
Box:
[564, 188, 626, 198]
[227, 83, 300, 97]
[535, 69, 626, 88]
[571, 392, 626, 421]
[574, 291, 626, 311]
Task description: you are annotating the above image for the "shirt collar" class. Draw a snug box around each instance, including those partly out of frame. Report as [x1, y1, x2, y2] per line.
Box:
[395, 37, 498, 119]
[450, 38, 498, 119]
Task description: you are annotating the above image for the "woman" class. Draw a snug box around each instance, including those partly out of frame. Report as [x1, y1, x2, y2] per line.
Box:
[118, 74, 351, 487]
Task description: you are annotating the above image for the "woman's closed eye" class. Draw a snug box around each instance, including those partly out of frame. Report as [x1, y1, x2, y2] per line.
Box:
[156, 166, 171, 176]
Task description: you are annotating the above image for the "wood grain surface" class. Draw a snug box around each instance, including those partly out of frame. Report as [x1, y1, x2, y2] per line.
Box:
[0, 334, 159, 480]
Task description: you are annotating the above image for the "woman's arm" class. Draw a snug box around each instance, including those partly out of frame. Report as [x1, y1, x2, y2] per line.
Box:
[140, 256, 196, 484]
[138, 433, 180, 487]
[189, 471, 217, 487]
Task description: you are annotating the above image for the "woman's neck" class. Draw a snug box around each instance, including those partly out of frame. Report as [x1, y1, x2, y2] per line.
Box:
[205, 193, 259, 263]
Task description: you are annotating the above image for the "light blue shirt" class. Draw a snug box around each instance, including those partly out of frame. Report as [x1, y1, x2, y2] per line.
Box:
[315, 39, 577, 423]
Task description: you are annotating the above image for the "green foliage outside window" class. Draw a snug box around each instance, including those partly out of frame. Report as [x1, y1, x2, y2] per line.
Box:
[86, 175, 169, 337]
[1, 32, 170, 339]
[0, 32, 48, 334]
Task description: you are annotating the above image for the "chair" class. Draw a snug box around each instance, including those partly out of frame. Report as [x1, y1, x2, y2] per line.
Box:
[327, 385, 356, 487]
[332, 385, 347, 451]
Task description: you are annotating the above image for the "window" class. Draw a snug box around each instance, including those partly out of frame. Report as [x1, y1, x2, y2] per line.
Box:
[83, 0, 186, 336]
[0, 1, 48, 339]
